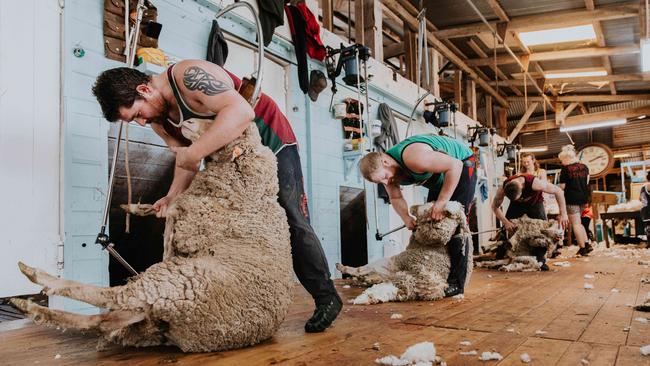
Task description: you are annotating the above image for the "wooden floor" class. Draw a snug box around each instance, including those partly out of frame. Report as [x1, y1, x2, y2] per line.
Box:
[1, 248, 649, 365]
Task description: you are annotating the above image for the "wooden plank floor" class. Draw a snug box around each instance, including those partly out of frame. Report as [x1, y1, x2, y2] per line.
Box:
[1, 249, 649, 365]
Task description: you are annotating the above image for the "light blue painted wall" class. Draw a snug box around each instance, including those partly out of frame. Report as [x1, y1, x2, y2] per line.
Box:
[62, 0, 472, 287]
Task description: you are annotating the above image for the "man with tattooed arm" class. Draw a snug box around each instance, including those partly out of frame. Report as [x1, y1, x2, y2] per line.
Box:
[92, 60, 342, 332]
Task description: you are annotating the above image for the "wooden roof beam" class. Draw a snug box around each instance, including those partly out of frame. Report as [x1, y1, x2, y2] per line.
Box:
[520, 105, 650, 133]
[465, 45, 639, 66]
[508, 93, 650, 102]
[493, 72, 650, 86]
[585, 0, 617, 95]
[382, 0, 509, 107]
[433, 3, 639, 39]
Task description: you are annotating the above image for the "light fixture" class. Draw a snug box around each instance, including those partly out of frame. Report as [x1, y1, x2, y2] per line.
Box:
[613, 153, 631, 159]
[518, 25, 596, 47]
[519, 146, 548, 153]
[639, 115, 647, 119]
[544, 70, 608, 79]
[559, 118, 626, 132]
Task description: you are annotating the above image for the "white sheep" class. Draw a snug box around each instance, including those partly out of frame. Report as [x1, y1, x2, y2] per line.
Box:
[337, 201, 472, 304]
[11, 124, 293, 352]
[476, 216, 563, 271]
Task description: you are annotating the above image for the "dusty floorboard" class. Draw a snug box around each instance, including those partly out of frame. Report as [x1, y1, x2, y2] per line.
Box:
[0, 248, 649, 365]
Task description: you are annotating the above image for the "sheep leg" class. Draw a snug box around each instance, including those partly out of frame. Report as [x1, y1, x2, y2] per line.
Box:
[10, 298, 144, 332]
[17, 262, 118, 309]
[336, 261, 392, 284]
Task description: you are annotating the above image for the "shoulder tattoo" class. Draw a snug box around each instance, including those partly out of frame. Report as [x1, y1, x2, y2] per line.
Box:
[182, 66, 231, 96]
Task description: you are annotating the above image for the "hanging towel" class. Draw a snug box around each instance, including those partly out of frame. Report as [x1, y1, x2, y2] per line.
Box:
[206, 19, 228, 66]
[374, 103, 400, 152]
[295, 3, 326, 61]
[285, 4, 309, 93]
[257, 0, 284, 46]
[374, 103, 400, 203]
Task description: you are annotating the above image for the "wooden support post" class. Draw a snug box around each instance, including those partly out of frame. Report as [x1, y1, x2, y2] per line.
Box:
[466, 79, 477, 120]
[354, 0, 365, 45]
[497, 107, 508, 137]
[357, 0, 383, 60]
[486, 95, 493, 128]
[454, 70, 463, 112]
[320, 0, 333, 32]
[403, 26, 417, 82]
[555, 102, 565, 125]
[430, 49, 440, 97]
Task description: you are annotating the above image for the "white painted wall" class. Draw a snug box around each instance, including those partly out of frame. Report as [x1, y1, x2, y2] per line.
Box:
[0, 0, 62, 297]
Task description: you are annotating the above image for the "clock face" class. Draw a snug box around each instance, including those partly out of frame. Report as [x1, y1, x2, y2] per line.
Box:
[578, 144, 612, 177]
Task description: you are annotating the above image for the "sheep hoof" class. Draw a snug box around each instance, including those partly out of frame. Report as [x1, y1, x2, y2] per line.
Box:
[18, 261, 38, 284]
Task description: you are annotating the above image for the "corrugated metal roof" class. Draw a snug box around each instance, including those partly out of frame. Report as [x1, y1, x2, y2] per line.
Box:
[612, 117, 650, 147]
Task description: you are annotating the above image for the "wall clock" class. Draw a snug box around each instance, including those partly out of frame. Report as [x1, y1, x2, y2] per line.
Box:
[577, 143, 613, 178]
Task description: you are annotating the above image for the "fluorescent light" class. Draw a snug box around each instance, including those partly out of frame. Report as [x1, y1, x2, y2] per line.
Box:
[642, 38, 650, 72]
[639, 115, 647, 119]
[519, 146, 548, 153]
[559, 118, 626, 132]
[613, 153, 631, 158]
[519, 25, 596, 47]
[544, 70, 608, 79]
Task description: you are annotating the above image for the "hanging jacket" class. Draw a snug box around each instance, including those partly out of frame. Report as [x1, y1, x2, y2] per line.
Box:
[206, 19, 228, 66]
[257, 0, 284, 46]
[285, 4, 309, 93]
[295, 3, 326, 61]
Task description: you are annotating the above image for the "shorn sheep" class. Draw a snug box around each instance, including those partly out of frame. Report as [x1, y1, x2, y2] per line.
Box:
[11, 124, 293, 352]
[476, 216, 563, 272]
[337, 201, 472, 304]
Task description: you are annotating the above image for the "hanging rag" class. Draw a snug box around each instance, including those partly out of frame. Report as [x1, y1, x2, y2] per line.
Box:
[374, 103, 401, 203]
[206, 19, 228, 66]
[374, 103, 400, 152]
[257, 0, 284, 46]
[285, 4, 309, 93]
[295, 3, 326, 61]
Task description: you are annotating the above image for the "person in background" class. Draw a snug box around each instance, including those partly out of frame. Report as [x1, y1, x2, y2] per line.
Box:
[492, 173, 569, 270]
[558, 145, 593, 256]
[520, 152, 547, 181]
[581, 204, 595, 243]
[640, 171, 650, 248]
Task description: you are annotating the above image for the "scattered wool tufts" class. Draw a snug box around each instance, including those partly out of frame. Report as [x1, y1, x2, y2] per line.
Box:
[634, 317, 648, 324]
[641, 344, 650, 356]
[553, 261, 572, 267]
[611, 288, 620, 293]
[535, 330, 547, 335]
[639, 260, 650, 266]
[391, 313, 404, 319]
[520, 353, 532, 363]
[584, 274, 594, 279]
[54, 354, 61, 360]
[375, 342, 437, 366]
[584, 283, 594, 289]
[460, 340, 472, 346]
[479, 352, 503, 361]
[353, 283, 400, 305]
[581, 359, 590, 365]
[452, 294, 465, 301]
[460, 350, 478, 356]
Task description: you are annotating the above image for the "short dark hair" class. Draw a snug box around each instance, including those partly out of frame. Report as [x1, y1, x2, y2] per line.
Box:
[504, 180, 522, 201]
[92, 67, 151, 122]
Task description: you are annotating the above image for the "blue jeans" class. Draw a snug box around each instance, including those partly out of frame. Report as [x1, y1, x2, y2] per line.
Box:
[276, 145, 340, 305]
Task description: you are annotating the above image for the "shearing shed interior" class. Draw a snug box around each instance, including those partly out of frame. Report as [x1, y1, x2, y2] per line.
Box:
[1, 0, 650, 364]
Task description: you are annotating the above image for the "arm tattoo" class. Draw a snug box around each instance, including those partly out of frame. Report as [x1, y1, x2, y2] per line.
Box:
[182, 66, 231, 96]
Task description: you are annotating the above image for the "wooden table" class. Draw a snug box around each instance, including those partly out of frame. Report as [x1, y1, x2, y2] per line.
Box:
[599, 210, 643, 247]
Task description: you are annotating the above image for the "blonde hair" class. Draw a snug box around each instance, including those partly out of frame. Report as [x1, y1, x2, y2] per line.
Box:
[558, 145, 578, 165]
[359, 152, 384, 180]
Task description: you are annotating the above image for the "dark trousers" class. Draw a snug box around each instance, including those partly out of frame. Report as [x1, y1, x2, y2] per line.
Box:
[276, 145, 340, 305]
[427, 157, 478, 292]
[505, 201, 548, 263]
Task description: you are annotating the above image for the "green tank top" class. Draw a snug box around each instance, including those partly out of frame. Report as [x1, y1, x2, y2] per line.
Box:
[385, 134, 473, 187]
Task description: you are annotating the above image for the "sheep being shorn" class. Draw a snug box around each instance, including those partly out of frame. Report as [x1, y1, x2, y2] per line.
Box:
[476, 216, 563, 272]
[337, 201, 472, 304]
[11, 124, 293, 352]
